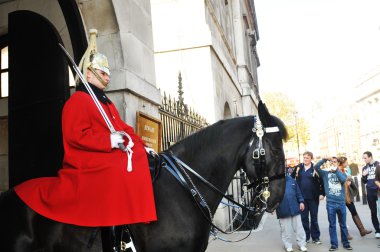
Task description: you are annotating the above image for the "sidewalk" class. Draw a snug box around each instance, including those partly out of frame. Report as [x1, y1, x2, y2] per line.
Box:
[206, 200, 379, 251]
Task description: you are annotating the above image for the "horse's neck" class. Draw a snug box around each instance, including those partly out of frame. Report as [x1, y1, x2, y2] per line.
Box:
[171, 125, 251, 212]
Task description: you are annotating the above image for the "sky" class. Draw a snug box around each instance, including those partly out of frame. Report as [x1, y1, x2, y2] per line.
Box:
[254, 0, 380, 115]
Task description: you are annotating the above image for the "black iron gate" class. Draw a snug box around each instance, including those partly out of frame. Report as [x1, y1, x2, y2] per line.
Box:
[159, 73, 207, 150]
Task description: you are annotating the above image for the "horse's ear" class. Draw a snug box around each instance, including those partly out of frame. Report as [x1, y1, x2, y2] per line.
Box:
[258, 100, 275, 127]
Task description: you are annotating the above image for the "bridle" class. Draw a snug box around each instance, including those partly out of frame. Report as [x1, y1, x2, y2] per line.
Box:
[241, 116, 286, 203]
[156, 116, 285, 241]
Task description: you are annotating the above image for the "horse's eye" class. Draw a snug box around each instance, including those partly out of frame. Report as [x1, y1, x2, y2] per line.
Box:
[272, 149, 283, 156]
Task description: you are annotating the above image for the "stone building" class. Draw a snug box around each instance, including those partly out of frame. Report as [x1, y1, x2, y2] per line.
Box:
[317, 105, 361, 162]
[356, 66, 380, 159]
[150, 0, 260, 123]
[0, 0, 160, 190]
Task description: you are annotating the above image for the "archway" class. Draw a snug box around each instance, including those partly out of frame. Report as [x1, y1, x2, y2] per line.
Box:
[0, 0, 88, 189]
[8, 10, 69, 187]
[223, 102, 232, 119]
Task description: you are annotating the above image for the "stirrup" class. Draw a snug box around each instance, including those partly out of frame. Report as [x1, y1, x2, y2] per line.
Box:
[120, 226, 137, 252]
[120, 240, 136, 252]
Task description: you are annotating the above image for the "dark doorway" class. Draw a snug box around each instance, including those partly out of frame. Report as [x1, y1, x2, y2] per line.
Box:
[8, 10, 69, 187]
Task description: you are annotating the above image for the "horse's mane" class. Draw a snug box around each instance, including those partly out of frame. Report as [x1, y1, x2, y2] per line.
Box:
[170, 115, 288, 152]
[170, 116, 240, 151]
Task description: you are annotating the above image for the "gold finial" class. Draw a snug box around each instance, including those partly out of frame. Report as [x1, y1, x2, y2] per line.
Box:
[76, 29, 99, 83]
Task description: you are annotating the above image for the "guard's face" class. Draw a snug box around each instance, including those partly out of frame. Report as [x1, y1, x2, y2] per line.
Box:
[86, 69, 110, 90]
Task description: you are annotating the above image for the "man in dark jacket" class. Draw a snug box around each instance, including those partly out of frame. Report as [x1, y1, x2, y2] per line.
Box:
[361, 151, 380, 237]
[291, 151, 325, 244]
[276, 175, 307, 252]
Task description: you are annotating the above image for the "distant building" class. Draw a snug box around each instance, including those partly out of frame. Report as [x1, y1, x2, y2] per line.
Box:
[319, 105, 361, 162]
[356, 66, 380, 159]
[308, 66, 380, 163]
[308, 100, 361, 162]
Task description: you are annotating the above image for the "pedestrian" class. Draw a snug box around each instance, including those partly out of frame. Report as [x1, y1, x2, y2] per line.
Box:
[287, 165, 295, 175]
[337, 156, 372, 239]
[374, 164, 380, 248]
[276, 175, 307, 252]
[349, 161, 359, 176]
[361, 151, 380, 238]
[314, 157, 352, 251]
[13, 29, 157, 252]
[291, 151, 324, 244]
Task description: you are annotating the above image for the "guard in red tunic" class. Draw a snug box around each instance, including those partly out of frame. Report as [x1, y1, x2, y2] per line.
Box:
[14, 29, 156, 252]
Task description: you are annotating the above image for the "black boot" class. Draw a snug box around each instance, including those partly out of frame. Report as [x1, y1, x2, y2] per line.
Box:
[101, 226, 121, 252]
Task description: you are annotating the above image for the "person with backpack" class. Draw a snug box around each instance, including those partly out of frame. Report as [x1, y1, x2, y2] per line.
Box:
[291, 151, 325, 244]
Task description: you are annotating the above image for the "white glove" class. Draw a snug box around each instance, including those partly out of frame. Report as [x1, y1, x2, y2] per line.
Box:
[145, 147, 158, 156]
[110, 133, 124, 149]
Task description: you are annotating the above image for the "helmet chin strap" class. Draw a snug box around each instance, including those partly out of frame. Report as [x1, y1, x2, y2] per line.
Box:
[89, 66, 109, 88]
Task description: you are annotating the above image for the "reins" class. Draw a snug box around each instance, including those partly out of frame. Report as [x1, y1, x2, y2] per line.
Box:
[161, 153, 255, 214]
[160, 152, 257, 241]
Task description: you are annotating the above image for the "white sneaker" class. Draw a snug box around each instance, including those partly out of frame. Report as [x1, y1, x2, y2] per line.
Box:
[286, 248, 293, 252]
[299, 246, 307, 252]
[376, 232, 380, 239]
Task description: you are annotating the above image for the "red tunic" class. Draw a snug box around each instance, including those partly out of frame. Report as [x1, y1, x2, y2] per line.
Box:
[15, 91, 157, 227]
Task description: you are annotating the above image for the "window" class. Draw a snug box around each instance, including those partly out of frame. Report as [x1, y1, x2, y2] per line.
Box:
[0, 44, 8, 98]
[0, 35, 75, 94]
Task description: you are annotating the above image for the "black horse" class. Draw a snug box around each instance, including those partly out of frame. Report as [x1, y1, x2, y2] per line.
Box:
[0, 101, 288, 252]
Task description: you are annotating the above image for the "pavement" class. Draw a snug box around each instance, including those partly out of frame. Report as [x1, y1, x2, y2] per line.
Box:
[206, 199, 379, 252]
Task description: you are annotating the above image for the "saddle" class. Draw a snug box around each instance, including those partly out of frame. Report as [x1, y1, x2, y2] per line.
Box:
[147, 153, 162, 183]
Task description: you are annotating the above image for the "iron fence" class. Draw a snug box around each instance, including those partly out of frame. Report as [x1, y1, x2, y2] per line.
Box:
[158, 73, 207, 150]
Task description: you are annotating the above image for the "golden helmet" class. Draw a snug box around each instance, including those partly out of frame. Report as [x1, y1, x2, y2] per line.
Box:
[89, 52, 110, 75]
[77, 29, 111, 84]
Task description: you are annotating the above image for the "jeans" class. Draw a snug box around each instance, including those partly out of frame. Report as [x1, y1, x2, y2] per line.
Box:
[367, 188, 380, 233]
[326, 201, 350, 248]
[301, 198, 320, 241]
[377, 197, 380, 221]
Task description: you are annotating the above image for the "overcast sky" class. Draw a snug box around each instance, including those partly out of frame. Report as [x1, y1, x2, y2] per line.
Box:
[255, 0, 380, 114]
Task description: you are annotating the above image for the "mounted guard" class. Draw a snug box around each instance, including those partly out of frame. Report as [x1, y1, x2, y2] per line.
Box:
[14, 29, 157, 252]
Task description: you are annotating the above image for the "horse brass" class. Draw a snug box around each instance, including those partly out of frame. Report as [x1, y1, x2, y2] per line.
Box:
[256, 128, 264, 137]
[262, 190, 270, 201]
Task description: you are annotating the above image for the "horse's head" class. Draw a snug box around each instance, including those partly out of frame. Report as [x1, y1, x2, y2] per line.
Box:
[242, 101, 287, 214]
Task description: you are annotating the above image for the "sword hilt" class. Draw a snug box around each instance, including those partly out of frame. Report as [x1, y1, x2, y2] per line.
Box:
[118, 143, 126, 151]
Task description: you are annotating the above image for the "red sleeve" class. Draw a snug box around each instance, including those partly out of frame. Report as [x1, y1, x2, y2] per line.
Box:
[107, 103, 146, 147]
[62, 93, 112, 152]
[122, 123, 146, 146]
